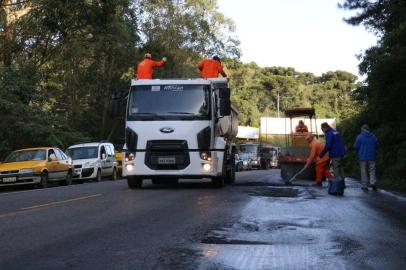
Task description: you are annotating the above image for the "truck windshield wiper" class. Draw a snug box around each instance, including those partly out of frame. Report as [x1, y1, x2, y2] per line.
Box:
[133, 113, 165, 119]
[167, 112, 195, 115]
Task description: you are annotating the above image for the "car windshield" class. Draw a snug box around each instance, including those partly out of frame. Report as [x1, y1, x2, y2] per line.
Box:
[66, 147, 98, 160]
[4, 150, 46, 162]
[128, 84, 210, 120]
[239, 145, 259, 153]
[239, 155, 250, 160]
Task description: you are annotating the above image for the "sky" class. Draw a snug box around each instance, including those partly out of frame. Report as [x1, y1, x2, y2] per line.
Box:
[217, 0, 378, 76]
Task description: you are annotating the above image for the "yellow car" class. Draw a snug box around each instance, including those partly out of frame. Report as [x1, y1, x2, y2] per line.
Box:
[0, 147, 74, 188]
[115, 151, 123, 177]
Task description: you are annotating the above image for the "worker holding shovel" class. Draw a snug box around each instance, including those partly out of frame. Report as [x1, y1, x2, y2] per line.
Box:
[288, 133, 333, 185]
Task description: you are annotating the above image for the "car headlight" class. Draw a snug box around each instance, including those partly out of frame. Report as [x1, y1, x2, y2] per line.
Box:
[83, 161, 97, 168]
[19, 168, 35, 174]
[243, 161, 248, 165]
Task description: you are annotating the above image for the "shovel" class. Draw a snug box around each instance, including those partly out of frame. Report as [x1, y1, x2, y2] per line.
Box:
[287, 164, 308, 184]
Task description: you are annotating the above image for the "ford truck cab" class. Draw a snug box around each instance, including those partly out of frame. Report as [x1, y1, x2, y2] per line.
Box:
[111, 78, 238, 189]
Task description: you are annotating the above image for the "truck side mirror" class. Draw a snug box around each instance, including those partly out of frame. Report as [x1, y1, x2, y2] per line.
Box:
[219, 88, 230, 99]
[218, 88, 231, 117]
[109, 90, 128, 118]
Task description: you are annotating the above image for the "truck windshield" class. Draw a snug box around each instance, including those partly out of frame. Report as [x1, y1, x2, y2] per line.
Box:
[128, 85, 210, 120]
[239, 145, 259, 153]
[66, 147, 98, 160]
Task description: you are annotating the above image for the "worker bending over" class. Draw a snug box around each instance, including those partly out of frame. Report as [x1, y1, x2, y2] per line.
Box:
[136, 53, 167, 79]
[295, 120, 309, 133]
[198, 56, 227, 78]
[305, 133, 333, 186]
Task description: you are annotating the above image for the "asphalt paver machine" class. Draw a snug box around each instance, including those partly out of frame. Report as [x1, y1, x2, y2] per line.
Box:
[279, 108, 319, 181]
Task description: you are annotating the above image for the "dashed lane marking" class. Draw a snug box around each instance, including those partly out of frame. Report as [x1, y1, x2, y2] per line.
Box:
[0, 194, 102, 219]
[20, 194, 102, 210]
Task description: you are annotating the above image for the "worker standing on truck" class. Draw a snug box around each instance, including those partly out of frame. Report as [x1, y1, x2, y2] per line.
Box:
[295, 120, 309, 133]
[305, 133, 333, 187]
[198, 56, 227, 78]
[136, 53, 167, 79]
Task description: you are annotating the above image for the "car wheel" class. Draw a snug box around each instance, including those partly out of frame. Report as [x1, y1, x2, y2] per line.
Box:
[127, 176, 143, 189]
[112, 168, 117, 181]
[40, 172, 48, 188]
[65, 170, 73, 185]
[95, 169, 102, 182]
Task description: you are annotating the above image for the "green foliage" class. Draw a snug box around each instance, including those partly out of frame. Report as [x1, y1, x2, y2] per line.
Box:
[226, 60, 360, 127]
[0, 0, 240, 158]
[340, 0, 406, 189]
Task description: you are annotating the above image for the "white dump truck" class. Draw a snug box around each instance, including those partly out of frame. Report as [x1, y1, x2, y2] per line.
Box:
[110, 78, 238, 189]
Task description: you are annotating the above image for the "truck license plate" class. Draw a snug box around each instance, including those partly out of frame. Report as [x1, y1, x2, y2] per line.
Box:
[158, 157, 176, 164]
[2, 177, 17, 183]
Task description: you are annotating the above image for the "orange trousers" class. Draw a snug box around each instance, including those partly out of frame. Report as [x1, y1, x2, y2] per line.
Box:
[316, 160, 333, 184]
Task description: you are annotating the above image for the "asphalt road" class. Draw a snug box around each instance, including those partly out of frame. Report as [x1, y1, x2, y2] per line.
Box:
[0, 170, 405, 270]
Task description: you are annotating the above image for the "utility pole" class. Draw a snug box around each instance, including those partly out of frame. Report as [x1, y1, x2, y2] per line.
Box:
[277, 89, 280, 118]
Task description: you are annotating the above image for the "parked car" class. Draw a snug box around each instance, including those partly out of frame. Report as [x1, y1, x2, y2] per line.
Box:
[66, 142, 117, 182]
[236, 154, 252, 171]
[239, 143, 261, 169]
[0, 147, 73, 188]
[260, 146, 281, 169]
[115, 151, 123, 177]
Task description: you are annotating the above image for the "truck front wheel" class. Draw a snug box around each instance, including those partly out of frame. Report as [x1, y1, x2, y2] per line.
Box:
[127, 176, 143, 189]
[211, 176, 225, 188]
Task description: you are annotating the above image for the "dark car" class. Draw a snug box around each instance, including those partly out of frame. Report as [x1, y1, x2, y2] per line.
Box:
[236, 154, 252, 171]
[260, 146, 280, 169]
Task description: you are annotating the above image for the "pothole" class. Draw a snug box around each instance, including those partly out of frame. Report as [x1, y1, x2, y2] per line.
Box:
[331, 236, 363, 256]
[247, 187, 300, 197]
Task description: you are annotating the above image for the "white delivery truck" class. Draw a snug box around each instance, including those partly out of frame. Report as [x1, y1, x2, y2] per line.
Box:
[110, 78, 238, 189]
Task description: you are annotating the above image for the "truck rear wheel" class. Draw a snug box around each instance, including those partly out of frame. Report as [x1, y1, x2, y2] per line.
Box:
[127, 176, 143, 189]
[225, 149, 236, 185]
[225, 163, 235, 184]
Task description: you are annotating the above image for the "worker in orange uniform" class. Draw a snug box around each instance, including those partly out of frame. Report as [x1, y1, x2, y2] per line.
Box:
[305, 133, 333, 187]
[295, 120, 309, 133]
[136, 53, 167, 79]
[198, 56, 227, 78]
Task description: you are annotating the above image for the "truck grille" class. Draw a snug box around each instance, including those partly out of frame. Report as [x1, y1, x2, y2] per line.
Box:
[145, 140, 190, 170]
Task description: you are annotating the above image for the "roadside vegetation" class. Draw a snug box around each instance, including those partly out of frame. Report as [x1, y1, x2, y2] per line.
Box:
[1, 0, 404, 189]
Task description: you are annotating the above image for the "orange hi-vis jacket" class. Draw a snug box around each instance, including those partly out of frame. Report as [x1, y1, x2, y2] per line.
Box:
[198, 59, 226, 78]
[307, 139, 329, 165]
[295, 124, 309, 133]
[136, 59, 166, 79]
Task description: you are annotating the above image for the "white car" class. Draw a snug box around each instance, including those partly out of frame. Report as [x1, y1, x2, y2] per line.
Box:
[66, 142, 117, 181]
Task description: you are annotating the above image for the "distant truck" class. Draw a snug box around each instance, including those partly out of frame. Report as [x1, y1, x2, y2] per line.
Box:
[110, 78, 238, 189]
[239, 143, 280, 169]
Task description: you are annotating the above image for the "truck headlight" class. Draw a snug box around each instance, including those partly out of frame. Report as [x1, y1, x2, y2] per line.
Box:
[125, 152, 135, 162]
[202, 163, 211, 172]
[126, 164, 134, 172]
[200, 152, 212, 161]
[19, 168, 35, 174]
